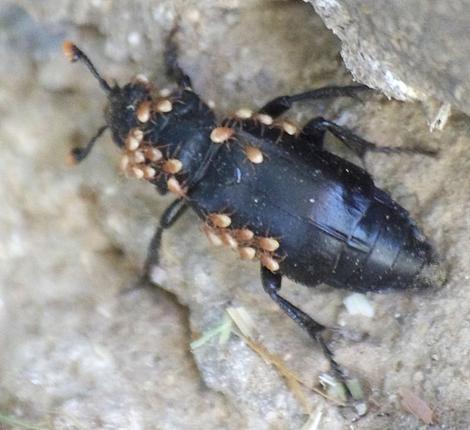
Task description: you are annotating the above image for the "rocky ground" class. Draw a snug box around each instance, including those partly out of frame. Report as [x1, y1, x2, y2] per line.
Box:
[0, 1, 469, 429]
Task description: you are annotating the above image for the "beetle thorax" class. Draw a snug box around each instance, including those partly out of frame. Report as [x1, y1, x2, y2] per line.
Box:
[110, 79, 216, 197]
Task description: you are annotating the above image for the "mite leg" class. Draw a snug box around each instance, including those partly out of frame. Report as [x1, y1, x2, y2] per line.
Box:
[261, 267, 348, 383]
[258, 85, 371, 118]
[164, 26, 192, 89]
[302, 116, 437, 157]
[141, 198, 188, 284]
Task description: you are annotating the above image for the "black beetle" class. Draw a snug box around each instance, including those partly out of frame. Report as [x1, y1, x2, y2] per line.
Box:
[63, 36, 444, 384]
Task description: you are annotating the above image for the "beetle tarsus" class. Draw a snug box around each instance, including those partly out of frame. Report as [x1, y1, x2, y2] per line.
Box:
[302, 117, 437, 158]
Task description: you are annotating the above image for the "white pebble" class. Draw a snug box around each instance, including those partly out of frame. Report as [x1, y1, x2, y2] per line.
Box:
[343, 293, 375, 318]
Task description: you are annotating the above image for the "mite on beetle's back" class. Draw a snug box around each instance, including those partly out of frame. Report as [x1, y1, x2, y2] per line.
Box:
[63, 36, 444, 389]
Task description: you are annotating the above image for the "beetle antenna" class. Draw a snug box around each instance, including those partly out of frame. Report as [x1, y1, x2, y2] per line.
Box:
[63, 41, 112, 93]
[67, 125, 108, 165]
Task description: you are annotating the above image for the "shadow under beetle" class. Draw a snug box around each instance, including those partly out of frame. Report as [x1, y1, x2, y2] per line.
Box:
[63, 35, 444, 387]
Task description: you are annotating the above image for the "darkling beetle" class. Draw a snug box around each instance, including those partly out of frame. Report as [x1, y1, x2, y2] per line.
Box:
[63, 34, 444, 387]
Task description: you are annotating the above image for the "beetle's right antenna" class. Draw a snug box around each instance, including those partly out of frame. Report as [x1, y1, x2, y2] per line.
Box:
[63, 41, 112, 93]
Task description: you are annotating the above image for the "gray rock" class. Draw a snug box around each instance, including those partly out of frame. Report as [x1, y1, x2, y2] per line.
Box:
[310, 0, 470, 117]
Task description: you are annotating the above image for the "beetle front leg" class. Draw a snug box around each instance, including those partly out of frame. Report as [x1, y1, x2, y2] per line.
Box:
[302, 117, 437, 157]
[261, 267, 348, 384]
[258, 85, 371, 118]
[164, 26, 192, 89]
[140, 198, 188, 284]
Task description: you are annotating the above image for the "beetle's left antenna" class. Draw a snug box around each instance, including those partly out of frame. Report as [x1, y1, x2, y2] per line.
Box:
[66, 125, 108, 165]
[63, 41, 112, 93]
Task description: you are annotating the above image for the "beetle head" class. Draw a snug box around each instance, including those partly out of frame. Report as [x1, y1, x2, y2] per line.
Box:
[63, 41, 153, 158]
[63, 42, 191, 197]
[104, 80, 152, 148]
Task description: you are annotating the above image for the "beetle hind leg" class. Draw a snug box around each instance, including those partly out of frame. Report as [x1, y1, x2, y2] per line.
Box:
[261, 267, 348, 385]
[258, 85, 371, 118]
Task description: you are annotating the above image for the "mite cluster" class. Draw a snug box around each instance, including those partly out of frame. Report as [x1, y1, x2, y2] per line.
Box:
[203, 219, 282, 272]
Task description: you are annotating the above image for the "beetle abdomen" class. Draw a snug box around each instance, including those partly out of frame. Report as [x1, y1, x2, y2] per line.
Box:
[190, 120, 444, 292]
[328, 196, 441, 291]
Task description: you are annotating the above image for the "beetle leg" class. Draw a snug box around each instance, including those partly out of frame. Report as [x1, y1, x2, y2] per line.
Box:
[164, 25, 192, 89]
[140, 198, 188, 284]
[258, 85, 371, 118]
[302, 117, 437, 157]
[261, 267, 349, 385]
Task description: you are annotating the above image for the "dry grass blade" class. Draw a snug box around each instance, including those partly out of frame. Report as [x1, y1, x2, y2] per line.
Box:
[226, 306, 346, 410]
[241, 332, 312, 413]
[301, 404, 324, 430]
[225, 307, 256, 339]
